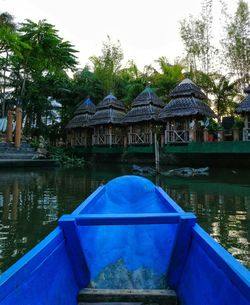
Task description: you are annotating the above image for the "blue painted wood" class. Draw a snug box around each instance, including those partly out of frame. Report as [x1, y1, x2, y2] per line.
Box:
[72, 186, 105, 215]
[155, 187, 184, 213]
[167, 213, 196, 289]
[72, 213, 195, 226]
[176, 232, 250, 305]
[0, 228, 63, 302]
[0, 175, 249, 305]
[193, 225, 250, 299]
[59, 216, 90, 288]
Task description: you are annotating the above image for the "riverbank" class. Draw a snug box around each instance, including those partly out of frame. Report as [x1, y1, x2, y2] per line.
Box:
[68, 141, 250, 168]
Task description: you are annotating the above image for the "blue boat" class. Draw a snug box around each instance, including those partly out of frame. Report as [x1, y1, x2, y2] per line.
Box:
[0, 176, 249, 305]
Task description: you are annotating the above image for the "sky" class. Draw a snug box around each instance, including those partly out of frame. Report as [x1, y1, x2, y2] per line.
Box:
[0, 0, 239, 70]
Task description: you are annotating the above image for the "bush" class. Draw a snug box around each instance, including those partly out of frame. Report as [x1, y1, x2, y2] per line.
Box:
[47, 146, 84, 168]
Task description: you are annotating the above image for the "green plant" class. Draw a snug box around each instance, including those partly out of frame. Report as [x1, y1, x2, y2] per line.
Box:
[47, 146, 84, 168]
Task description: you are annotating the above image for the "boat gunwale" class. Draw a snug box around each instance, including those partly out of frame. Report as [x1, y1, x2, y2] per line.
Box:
[72, 186, 105, 215]
[192, 224, 250, 300]
[0, 228, 64, 302]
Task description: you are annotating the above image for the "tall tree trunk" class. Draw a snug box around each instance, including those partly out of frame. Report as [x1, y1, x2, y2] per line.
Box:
[2, 51, 9, 117]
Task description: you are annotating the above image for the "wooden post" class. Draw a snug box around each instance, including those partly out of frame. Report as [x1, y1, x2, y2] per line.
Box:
[15, 107, 22, 149]
[189, 128, 196, 142]
[203, 128, 209, 142]
[160, 134, 164, 148]
[109, 126, 112, 146]
[123, 132, 127, 148]
[154, 133, 160, 173]
[189, 119, 196, 142]
[70, 130, 73, 147]
[84, 129, 87, 147]
[150, 123, 153, 145]
[233, 128, 240, 142]
[6, 110, 13, 142]
[217, 129, 224, 142]
[128, 126, 132, 145]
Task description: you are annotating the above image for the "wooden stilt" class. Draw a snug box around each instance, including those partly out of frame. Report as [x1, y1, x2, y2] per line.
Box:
[154, 133, 160, 173]
[6, 110, 13, 142]
[15, 107, 22, 149]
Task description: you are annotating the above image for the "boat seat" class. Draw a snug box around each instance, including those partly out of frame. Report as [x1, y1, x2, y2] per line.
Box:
[78, 288, 178, 304]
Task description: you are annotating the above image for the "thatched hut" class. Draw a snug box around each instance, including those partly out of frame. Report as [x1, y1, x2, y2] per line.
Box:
[89, 93, 126, 146]
[65, 98, 96, 147]
[158, 78, 215, 143]
[122, 87, 164, 145]
[235, 85, 250, 141]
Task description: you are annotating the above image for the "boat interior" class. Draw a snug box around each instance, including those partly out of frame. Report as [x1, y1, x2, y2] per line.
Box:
[0, 176, 249, 305]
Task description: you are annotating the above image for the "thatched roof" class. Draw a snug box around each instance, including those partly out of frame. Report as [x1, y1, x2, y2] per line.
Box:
[158, 79, 215, 119]
[65, 98, 96, 129]
[169, 78, 207, 99]
[88, 93, 126, 126]
[235, 85, 250, 114]
[74, 98, 96, 115]
[123, 87, 164, 123]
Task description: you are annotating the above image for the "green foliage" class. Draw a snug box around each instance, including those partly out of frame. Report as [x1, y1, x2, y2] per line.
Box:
[89, 36, 123, 94]
[152, 57, 183, 102]
[47, 146, 84, 168]
[221, 0, 250, 89]
[0, 6, 248, 143]
[180, 0, 215, 75]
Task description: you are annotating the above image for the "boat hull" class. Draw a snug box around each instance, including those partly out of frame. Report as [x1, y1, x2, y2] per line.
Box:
[0, 175, 249, 305]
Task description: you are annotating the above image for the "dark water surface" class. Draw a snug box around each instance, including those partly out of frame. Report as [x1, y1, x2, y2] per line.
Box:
[0, 164, 249, 273]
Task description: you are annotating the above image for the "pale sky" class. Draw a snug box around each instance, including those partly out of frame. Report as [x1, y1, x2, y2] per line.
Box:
[0, 0, 239, 70]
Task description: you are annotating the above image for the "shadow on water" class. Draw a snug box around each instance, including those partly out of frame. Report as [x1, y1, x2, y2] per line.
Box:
[0, 165, 249, 272]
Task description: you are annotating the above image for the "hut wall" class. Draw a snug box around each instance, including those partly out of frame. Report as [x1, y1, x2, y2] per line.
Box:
[67, 128, 93, 147]
[128, 123, 153, 145]
[165, 120, 190, 144]
[164, 119, 204, 144]
[92, 126, 123, 146]
[243, 115, 250, 141]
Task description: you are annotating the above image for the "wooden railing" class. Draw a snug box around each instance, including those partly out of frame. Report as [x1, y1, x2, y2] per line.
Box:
[165, 130, 189, 143]
[74, 136, 86, 146]
[243, 128, 250, 141]
[92, 134, 122, 146]
[128, 132, 153, 145]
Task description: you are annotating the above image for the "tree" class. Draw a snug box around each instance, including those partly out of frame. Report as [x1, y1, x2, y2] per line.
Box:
[0, 12, 29, 116]
[118, 61, 147, 106]
[152, 57, 184, 102]
[8, 19, 78, 135]
[89, 36, 124, 94]
[207, 74, 239, 122]
[180, 0, 216, 77]
[16, 19, 77, 98]
[221, 0, 250, 89]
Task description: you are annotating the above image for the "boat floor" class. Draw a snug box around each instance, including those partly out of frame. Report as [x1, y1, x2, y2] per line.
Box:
[78, 289, 178, 304]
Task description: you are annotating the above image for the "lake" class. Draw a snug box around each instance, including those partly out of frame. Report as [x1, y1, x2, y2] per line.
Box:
[0, 164, 249, 273]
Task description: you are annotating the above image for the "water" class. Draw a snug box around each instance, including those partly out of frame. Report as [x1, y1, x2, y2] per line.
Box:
[0, 164, 249, 273]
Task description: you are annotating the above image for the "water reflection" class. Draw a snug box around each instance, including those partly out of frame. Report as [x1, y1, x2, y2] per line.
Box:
[0, 166, 249, 272]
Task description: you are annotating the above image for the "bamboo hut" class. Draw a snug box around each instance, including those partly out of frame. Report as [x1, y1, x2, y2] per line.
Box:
[235, 85, 250, 141]
[122, 87, 164, 145]
[158, 79, 215, 144]
[89, 93, 126, 146]
[65, 98, 96, 147]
